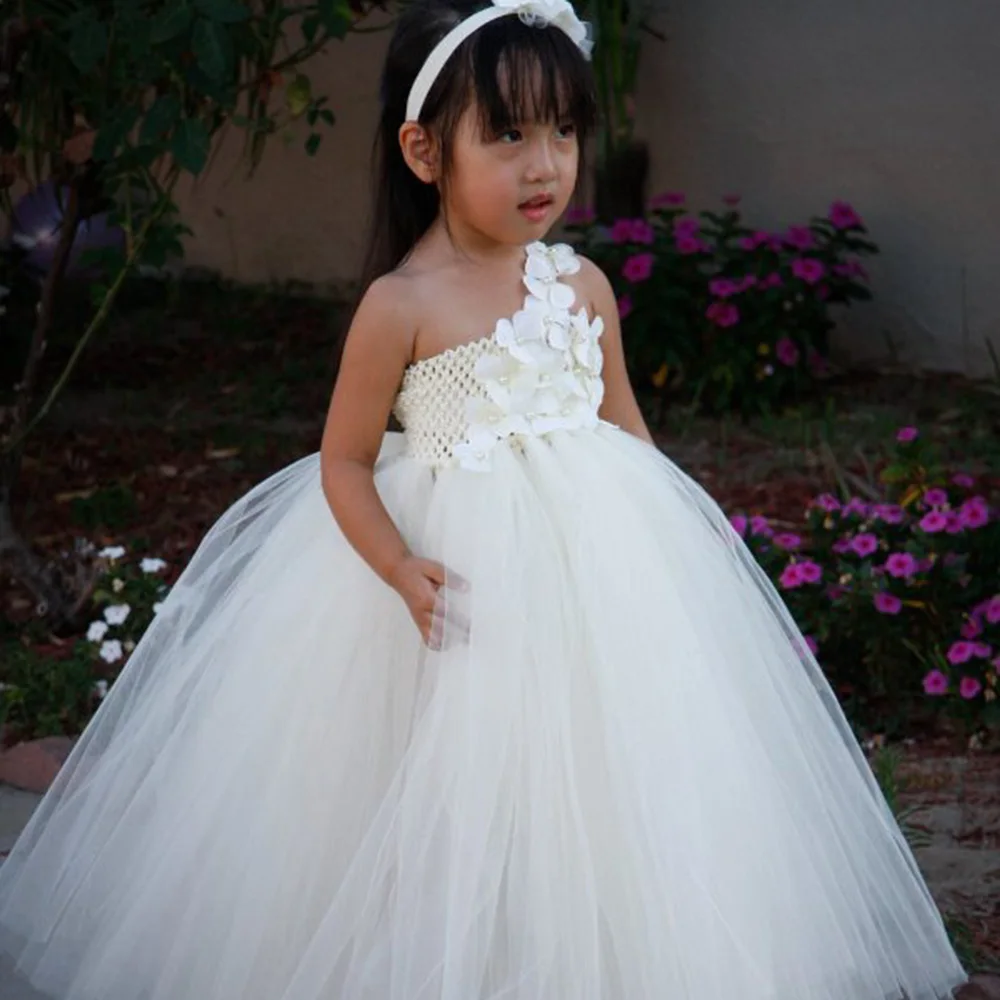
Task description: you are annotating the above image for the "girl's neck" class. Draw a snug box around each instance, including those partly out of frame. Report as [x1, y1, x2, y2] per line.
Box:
[418, 216, 535, 270]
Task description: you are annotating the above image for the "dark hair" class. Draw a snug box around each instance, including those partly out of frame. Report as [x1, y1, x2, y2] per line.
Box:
[356, 0, 597, 295]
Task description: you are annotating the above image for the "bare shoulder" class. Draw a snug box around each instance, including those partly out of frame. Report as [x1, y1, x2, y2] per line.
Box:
[566, 251, 618, 323]
[348, 271, 419, 361]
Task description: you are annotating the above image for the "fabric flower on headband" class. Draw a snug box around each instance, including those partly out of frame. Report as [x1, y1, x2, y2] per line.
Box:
[492, 0, 593, 56]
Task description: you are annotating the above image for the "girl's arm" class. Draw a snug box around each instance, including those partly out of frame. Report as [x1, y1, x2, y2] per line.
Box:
[320, 277, 446, 643]
[578, 257, 657, 446]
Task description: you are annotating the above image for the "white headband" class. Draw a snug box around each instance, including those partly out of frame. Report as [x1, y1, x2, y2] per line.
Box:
[405, 0, 593, 122]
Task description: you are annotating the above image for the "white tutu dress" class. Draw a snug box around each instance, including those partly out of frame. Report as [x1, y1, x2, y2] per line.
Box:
[0, 242, 967, 1000]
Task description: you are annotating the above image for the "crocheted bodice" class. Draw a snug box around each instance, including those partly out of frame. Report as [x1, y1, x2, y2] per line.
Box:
[392, 242, 605, 472]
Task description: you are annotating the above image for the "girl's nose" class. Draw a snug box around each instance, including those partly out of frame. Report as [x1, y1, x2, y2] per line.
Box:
[525, 138, 558, 182]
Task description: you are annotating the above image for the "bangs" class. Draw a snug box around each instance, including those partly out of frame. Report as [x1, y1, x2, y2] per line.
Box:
[468, 19, 597, 135]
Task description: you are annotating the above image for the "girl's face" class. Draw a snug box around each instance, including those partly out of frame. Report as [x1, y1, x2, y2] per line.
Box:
[443, 105, 579, 247]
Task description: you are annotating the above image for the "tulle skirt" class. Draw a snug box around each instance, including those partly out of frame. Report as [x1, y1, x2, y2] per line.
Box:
[0, 426, 967, 1000]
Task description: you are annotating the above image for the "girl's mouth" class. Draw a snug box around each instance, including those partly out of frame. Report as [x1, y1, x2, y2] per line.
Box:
[519, 194, 554, 222]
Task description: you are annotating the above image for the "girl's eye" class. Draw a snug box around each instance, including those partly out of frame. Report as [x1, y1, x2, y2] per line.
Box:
[498, 129, 523, 144]
[556, 123, 577, 140]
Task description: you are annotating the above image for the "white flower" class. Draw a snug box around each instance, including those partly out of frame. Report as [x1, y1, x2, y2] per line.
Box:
[152, 602, 164, 615]
[98, 545, 126, 561]
[452, 424, 502, 472]
[103, 603, 131, 626]
[491, 0, 591, 55]
[86, 620, 110, 642]
[99, 640, 123, 664]
[94, 680, 109, 699]
[141, 557, 167, 574]
[111, 577, 125, 593]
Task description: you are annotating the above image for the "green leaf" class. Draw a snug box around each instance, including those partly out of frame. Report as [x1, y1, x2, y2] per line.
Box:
[192, 17, 232, 80]
[68, 12, 108, 74]
[305, 133, 322, 156]
[317, 0, 353, 37]
[140, 94, 183, 146]
[170, 118, 211, 174]
[92, 107, 140, 162]
[319, 109, 335, 125]
[301, 15, 320, 44]
[285, 74, 312, 117]
[151, 4, 193, 44]
[195, 0, 251, 22]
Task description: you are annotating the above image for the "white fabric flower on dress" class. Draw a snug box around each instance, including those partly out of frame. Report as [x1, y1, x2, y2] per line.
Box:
[87, 620, 109, 642]
[104, 603, 131, 626]
[99, 640, 123, 664]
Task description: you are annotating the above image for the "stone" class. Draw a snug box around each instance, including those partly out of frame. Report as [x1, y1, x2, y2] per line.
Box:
[0, 737, 75, 794]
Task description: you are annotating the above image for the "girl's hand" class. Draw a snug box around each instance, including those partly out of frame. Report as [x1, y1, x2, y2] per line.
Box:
[389, 556, 449, 647]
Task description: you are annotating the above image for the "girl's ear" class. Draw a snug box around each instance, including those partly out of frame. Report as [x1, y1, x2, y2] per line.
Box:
[398, 122, 439, 184]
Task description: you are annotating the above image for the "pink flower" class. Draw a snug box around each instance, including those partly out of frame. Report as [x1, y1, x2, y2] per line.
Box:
[874, 504, 905, 525]
[709, 277, 739, 298]
[798, 560, 822, 583]
[706, 301, 740, 327]
[923, 488, 949, 507]
[750, 516, 773, 537]
[779, 563, 804, 589]
[830, 200, 863, 229]
[622, 253, 654, 283]
[730, 515, 748, 537]
[722, 193, 741, 207]
[791, 258, 826, 284]
[973, 642, 993, 659]
[947, 641, 975, 665]
[832, 538, 852, 555]
[958, 497, 990, 529]
[874, 592, 902, 615]
[923, 670, 949, 696]
[617, 294, 633, 320]
[952, 472, 975, 488]
[833, 260, 870, 281]
[849, 533, 878, 557]
[842, 497, 869, 518]
[959, 676, 983, 700]
[651, 191, 684, 208]
[896, 426, 919, 443]
[961, 618, 984, 639]
[945, 512, 964, 535]
[918, 511, 948, 534]
[736, 274, 758, 292]
[565, 205, 595, 225]
[985, 596, 1000, 624]
[630, 219, 655, 244]
[775, 337, 800, 366]
[673, 217, 700, 239]
[773, 532, 803, 550]
[884, 552, 918, 578]
[784, 226, 815, 250]
[610, 218, 634, 243]
[676, 235, 705, 255]
[812, 493, 841, 513]
[759, 272, 784, 290]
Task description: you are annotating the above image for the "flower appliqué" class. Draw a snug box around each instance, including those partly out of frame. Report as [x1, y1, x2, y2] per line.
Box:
[452, 242, 605, 472]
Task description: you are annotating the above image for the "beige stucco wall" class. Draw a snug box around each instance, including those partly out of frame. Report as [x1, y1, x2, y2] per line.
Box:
[177, 2, 1000, 375]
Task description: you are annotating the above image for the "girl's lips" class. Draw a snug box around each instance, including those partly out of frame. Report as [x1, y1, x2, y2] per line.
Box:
[519, 195, 554, 222]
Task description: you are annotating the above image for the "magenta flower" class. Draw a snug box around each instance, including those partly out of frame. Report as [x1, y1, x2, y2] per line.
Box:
[779, 563, 804, 589]
[874, 592, 902, 615]
[923, 488, 949, 507]
[759, 272, 783, 290]
[832, 538, 852, 554]
[630, 219, 655, 245]
[842, 497, 869, 518]
[674, 217, 700, 239]
[709, 277, 739, 299]
[773, 532, 803, 550]
[610, 218, 634, 243]
[739, 231, 769, 251]
[944, 512, 964, 535]
[565, 205, 595, 225]
[651, 191, 685, 208]
[849, 533, 878, 557]
[985, 596, 1000, 624]
[874, 504, 905, 525]
[730, 515, 748, 537]
[896, 426, 919, 443]
[923, 670, 949, 696]
[798, 560, 822, 583]
[676, 235, 705, 255]
[830, 200, 863, 229]
[918, 511, 948, 534]
[617, 294, 633, 319]
[973, 642, 993, 659]
[884, 552, 918, 578]
[622, 253, 654, 283]
[775, 337, 800, 367]
[812, 493, 841, 513]
[706, 301, 740, 327]
[736, 274, 758, 292]
[750, 515, 773, 537]
[951, 472, 975, 488]
[833, 260, 870, 281]
[959, 677, 983, 700]
[961, 618, 984, 639]
[947, 641, 975, 665]
[958, 497, 990, 529]
[791, 258, 826, 284]
[784, 226, 815, 251]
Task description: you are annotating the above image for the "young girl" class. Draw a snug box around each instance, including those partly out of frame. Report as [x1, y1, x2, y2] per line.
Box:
[0, 2, 970, 999]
